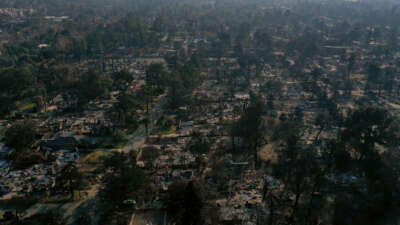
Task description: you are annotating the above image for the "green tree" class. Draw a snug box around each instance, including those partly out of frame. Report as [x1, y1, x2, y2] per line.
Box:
[234, 92, 266, 167]
[165, 181, 203, 225]
[21, 210, 66, 225]
[189, 131, 210, 154]
[77, 70, 112, 104]
[365, 63, 381, 96]
[166, 71, 185, 109]
[1, 197, 37, 225]
[100, 152, 149, 208]
[0, 67, 34, 97]
[146, 63, 166, 87]
[314, 111, 331, 142]
[340, 107, 398, 162]
[5, 120, 38, 152]
[54, 163, 84, 199]
[383, 67, 395, 96]
[112, 93, 140, 129]
[75, 214, 92, 225]
[113, 70, 133, 88]
[0, 95, 15, 117]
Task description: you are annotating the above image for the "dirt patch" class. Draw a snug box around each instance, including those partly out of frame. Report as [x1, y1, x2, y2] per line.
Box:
[130, 210, 165, 225]
[258, 144, 278, 164]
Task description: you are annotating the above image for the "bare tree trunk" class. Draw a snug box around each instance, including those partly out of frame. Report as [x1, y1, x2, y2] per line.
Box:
[306, 179, 320, 224]
[314, 126, 324, 143]
[268, 198, 275, 225]
[290, 182, 302, 223]
[254, 143, 259, 169]
[231, 135, 236, 152]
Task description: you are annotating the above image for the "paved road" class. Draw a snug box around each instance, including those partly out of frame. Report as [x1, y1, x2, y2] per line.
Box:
[21, 184, 100, 223]
[128, 213, 136, 225]
[122, 94, 168, 152]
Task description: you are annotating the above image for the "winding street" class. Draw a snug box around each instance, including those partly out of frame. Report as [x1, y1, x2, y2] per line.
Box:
[122, 93, 168, 152]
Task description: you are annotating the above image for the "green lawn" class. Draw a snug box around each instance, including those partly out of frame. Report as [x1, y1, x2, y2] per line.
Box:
[44, 190, 86, 203]
[143, 103, 154, 111]
[155, 126, 176, 135]
[15, 100, 36, 112]
[83, 151, 114, 164]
